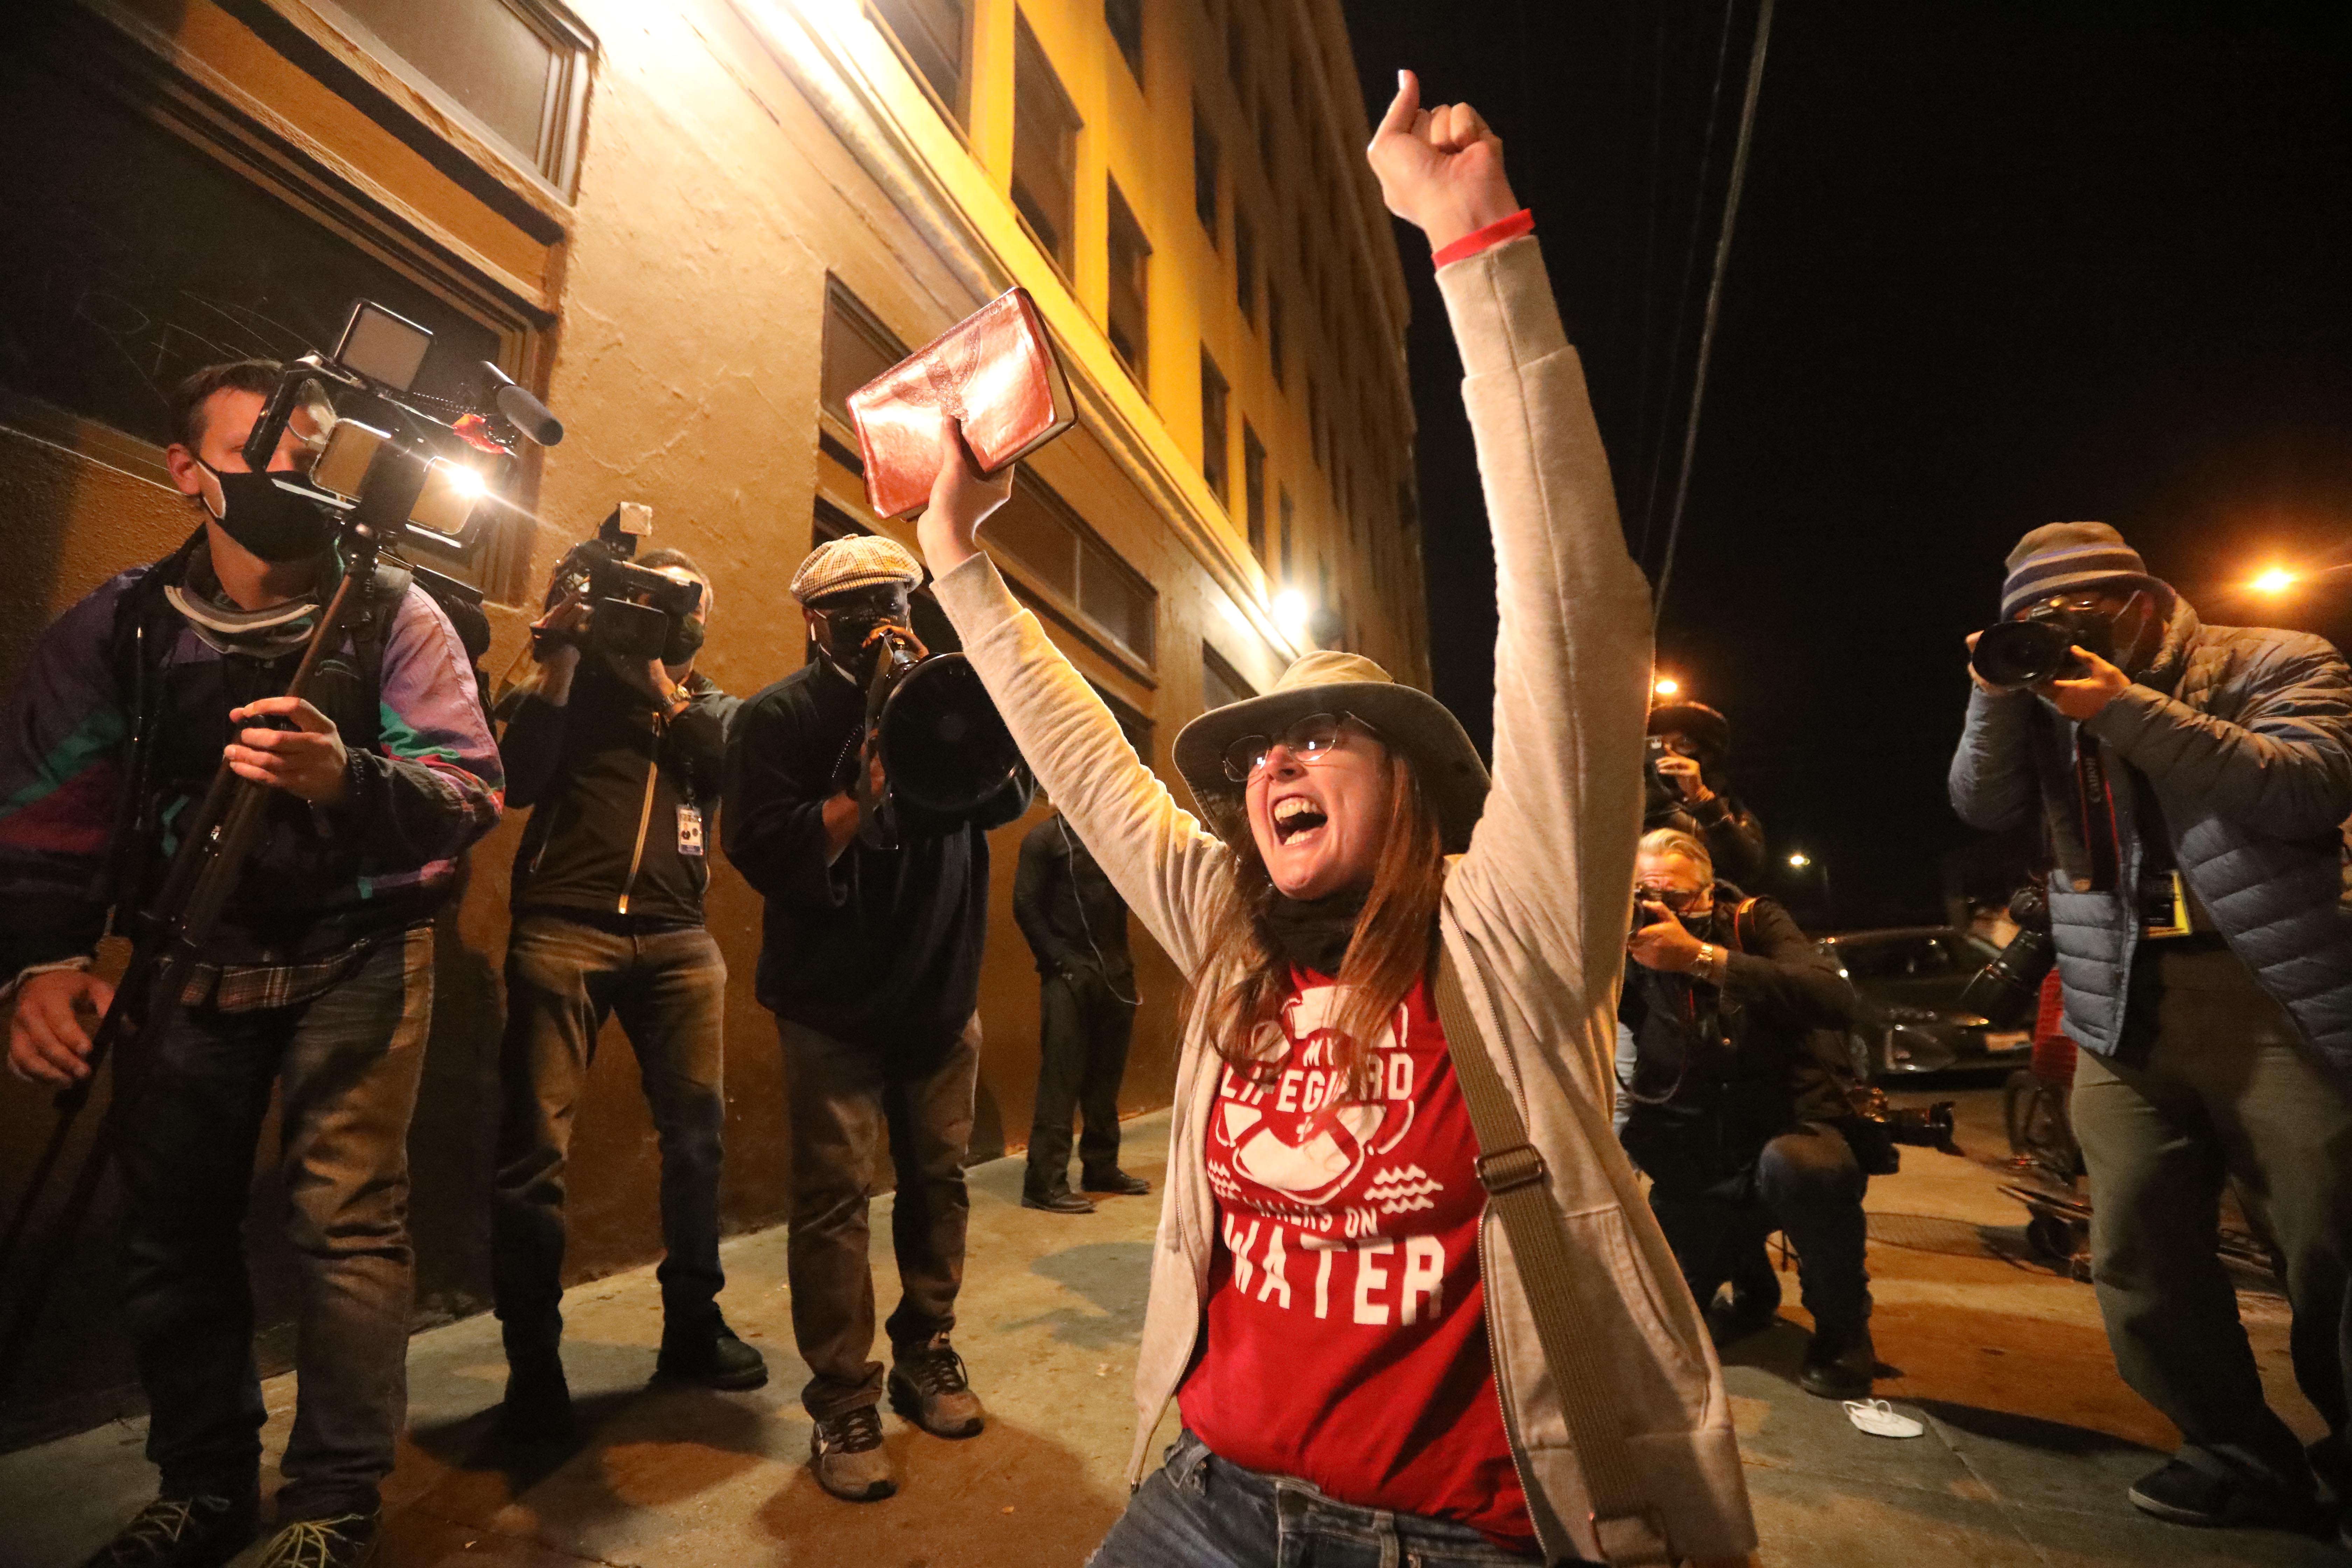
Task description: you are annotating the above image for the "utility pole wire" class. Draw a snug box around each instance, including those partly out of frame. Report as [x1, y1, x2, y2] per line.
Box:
[1652, 0, 1776, 627]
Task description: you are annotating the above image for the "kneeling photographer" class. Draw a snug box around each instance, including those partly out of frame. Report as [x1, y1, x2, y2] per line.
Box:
[1617, 828, 1875, 1399]
[489, 512, 764, 1437]
[1951, 522, 2352, 1534]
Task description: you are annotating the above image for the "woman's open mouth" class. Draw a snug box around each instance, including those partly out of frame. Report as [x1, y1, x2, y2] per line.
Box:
[1273, 794, 1329, 846]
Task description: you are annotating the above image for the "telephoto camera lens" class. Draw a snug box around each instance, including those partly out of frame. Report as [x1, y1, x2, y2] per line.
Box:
[1958, 883, 2057, 1029]
[1970, 619, 2077, 686]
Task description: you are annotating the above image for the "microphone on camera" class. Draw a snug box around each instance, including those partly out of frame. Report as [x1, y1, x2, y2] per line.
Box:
[482, 361, 564, 446]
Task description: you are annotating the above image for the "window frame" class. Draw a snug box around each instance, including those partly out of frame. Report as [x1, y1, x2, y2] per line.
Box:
[1192, 102, 1220, 245]
[1009, 11, 1082, 275]
[867, 0, 972, 130]
[1105, 0, 1145, 87]
[1242, 421, 1266, 562]
[1105, 174, 1151, 384]
[1199, 347, 1230, 506]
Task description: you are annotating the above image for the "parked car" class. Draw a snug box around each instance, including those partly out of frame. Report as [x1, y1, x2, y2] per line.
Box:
[1817, 926, 2033, 1080]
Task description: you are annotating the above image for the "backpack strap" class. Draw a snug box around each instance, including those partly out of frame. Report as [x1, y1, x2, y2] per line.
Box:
[1723, 896, 1761, 956]
[1430, 944, 1676, 1567]
[344, 560, 413, 755]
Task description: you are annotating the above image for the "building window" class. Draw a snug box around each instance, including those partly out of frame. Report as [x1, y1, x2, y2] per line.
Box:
[1309, 377, 1324, 471]
[1106, 0, 1144, 85]
[326, 0, 593, 191]
[1227, 16, 1248, 96]
[1200, 348, 1230, 505]
[1194, 106, 1219, 243]
[1010, 15, 1081, 272]
[1243, 422, 1266, 561]
[871, 0, 969, 125]
[820, 278, 911, 429]
[1106, 177, 1150, 382]
[1234, 211, 1256, 325]
[1203, 641, 1255, 711]
[979, 471, 1157, 663]
[1278, 486, 1295, 583]
[1267, 285, 1285, 385]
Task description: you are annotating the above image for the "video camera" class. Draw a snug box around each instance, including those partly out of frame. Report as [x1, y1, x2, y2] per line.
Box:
[240, 300, 562, 558]
[538, 504, 705, 663]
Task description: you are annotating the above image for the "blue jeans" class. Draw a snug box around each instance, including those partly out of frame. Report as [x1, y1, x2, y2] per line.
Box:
[492, 914, 731, 1351]
[1090, 1430, 1545, 1568]
[115, 926, 433, 1517]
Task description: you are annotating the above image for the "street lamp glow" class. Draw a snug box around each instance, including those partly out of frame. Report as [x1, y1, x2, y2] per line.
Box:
[1787, 852, 1811, 869]
[1273, 588, 1312, 646]
[1652, 676, 1681, 699]
[2252, 567, 2297, 596]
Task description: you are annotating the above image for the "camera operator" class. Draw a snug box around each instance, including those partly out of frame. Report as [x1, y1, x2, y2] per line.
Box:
[1616, 829, 1873, 1399]
[721, 536, 1030, 1503]
[1012, 806, 1147, 1214]
[0, 360, 502, 1568]
[488, 546, 763, 1438]
[1950, 521, 2352, 1533]
[1645, 701, 1766, 885]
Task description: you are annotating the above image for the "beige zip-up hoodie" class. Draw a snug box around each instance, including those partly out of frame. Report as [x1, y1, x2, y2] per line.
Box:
[932, 234, 1756, 1564]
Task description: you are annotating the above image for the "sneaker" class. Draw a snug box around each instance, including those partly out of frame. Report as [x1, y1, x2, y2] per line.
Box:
[1021, 1182, 1095, 1214]
[888, 1334, 986, 1438]
[249, 1511, 379, 1568]
[494, 1348, 574, 1441]
[2128, 1458, 2320, 1530]
[810, 1405, 896, 1502]
[653, 1318, 770, 1391]
[79, 1492, 258, 1568]
[1080, 1168, 1151, 1196]
[1797, 1322, 1875, 1400]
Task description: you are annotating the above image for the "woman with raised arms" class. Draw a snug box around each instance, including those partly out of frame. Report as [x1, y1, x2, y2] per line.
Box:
[915, 71, 1756, 1568]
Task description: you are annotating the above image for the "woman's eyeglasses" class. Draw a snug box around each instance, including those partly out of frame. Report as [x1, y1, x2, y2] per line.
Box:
[1220, 711, 1378, 783]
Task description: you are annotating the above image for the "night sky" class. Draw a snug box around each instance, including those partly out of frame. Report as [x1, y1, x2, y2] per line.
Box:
[1343, 1, 2352, 926]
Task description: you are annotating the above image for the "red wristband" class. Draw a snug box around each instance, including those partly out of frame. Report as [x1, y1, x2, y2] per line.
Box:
[1431, 209, 1535, 269]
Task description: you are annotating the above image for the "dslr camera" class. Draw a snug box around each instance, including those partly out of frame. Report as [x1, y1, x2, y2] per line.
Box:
[1959, 882, 2057, 1029]
[1970, 602, 2115, 687]
[539, 503, 705, 663]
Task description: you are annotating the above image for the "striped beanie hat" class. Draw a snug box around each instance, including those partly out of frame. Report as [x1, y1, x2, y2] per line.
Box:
[2000, 522, 2167, 620]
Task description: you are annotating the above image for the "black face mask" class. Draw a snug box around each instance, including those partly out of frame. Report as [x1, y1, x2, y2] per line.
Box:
[817, 591, 912, 682]
[200, 462, 332, 563]
[663, 614, 706, 666]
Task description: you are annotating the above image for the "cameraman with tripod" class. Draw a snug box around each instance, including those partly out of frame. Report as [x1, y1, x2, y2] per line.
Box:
[1617, 828, 1871, 1399]
[1951, 522, 2352, 1536]
[488, 540, 763, 1438]
[0, 359, 503, 1568]
[722, 535, 1030, 1504]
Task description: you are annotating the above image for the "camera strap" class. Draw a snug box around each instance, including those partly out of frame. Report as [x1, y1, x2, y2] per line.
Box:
[1432, 944, 1676, 1566]
[2071, 735, 2122, 894]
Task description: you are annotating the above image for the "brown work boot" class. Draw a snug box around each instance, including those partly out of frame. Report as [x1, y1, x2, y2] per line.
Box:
[810, 1405, 896, 1502]
[888, 1334, 986, 1438]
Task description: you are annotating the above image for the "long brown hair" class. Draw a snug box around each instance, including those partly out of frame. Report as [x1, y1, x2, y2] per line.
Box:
[1198, 746, 1448, 1105]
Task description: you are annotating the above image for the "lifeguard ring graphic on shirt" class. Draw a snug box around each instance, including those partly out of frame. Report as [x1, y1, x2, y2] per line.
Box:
[1210, 984, 1416, 1209]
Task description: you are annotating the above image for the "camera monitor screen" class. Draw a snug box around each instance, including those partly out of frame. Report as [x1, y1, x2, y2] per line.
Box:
[335, 300, 433, 392]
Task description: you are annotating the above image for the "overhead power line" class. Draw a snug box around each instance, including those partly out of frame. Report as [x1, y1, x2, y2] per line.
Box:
[1651, 0, 1776, 628]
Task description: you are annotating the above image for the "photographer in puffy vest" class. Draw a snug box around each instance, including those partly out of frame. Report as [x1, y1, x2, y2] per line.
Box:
[1616, 828, 1870, 1399]
[0, 360, 502, 1568]
[1951, 521, 2352, 1536]
[488, 545, 763, 1442]
[1644, 700, 1766, 885]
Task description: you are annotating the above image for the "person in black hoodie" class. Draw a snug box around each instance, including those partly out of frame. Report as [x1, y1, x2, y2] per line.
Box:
[1012, 807, 1147, 1214]
[1616, 827, 1870, 1399]
[488, 545, 762, 1437]
[721, 534, 1030, 1504]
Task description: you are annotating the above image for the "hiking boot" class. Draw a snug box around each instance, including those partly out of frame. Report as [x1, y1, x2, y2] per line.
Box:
[1797, 1322, 1875, 1400]
[1081, 1168, 1151, 1196]
[79, 1491, 258, 1568]
[2128, 1458, 2322, 1530]
[654, 1318, 770, 1391]
[494, 1346, 574, 1441]
[249, 1511, 380, 1568]
[1021, 1181, 1095, 1214]
[810, 1405, 896, 1502]
[888, 1335, 985, 1438]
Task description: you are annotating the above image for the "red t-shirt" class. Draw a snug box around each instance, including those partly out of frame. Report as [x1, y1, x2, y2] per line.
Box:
[1178, 967, 1536, 1553]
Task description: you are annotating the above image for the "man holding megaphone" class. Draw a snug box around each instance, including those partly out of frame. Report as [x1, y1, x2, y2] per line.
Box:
[721, 533, 1031, 1505]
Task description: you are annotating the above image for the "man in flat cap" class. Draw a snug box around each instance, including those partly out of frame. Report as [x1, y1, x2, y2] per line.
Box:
[721, 533, 1030, 1503]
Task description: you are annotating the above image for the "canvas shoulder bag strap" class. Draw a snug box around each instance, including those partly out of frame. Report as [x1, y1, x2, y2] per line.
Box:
[1429, 945, 1675, 1567]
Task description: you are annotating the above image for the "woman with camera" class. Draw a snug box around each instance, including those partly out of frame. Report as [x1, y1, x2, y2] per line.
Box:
[911, 71, 1755, 1568]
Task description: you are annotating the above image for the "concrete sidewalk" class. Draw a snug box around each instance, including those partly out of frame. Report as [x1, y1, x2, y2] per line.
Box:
[1, 1097, 2341, 1567]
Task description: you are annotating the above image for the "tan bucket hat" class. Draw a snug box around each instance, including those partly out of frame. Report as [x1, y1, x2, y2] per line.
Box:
[1172, 650, 1490, 851]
